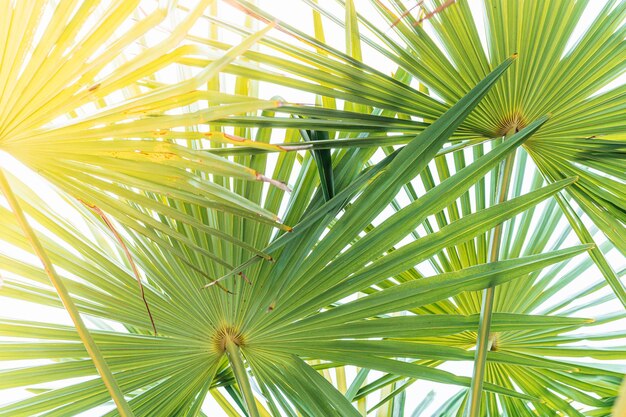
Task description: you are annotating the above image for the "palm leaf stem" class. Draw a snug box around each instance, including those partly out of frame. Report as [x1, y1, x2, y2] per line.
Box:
[225, 339, 260, 417]
[466, 134, 517, 417]
[0, 170, 134, 417]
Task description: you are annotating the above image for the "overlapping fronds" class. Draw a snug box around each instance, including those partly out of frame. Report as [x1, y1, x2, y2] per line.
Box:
[0, 1, 624, 416]
[197, 0, 624, 305]
[1, 54, 623, 416]
[0, 0, 292, 269]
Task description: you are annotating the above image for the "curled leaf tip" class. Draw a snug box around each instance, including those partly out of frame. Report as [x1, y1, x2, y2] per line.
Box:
[238, 272, 251, 285]
[511, 52, 519, 59]
[223, 133, 246, 143]
[77, 198, 97, 209]
[257, 173, 292, 192]
[560, 176, 579, 186]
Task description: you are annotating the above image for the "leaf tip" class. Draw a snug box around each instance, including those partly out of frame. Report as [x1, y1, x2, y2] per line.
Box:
[256, 172, 292, 192]
[277, 222, 293, 232]
[582, 243, 596, 251]
[238, 272, 252, 285]
[559, 176, 579, 187]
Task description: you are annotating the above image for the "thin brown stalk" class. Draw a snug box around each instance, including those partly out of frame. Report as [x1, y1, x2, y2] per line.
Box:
[80, 200, 157, 336]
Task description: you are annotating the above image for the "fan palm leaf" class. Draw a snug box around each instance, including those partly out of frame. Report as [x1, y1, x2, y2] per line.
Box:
[0, 3, 292, 410]
[0, 0, 295, 272]
[0, 0, 624, 416]
[211, 0, 624, 304]
[2, 59, 622, 416]
[0, 60, 594, 416]
[178, 0, 624, 414]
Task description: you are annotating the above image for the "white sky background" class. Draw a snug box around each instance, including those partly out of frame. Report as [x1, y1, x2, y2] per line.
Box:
[0, 0, 624, 416]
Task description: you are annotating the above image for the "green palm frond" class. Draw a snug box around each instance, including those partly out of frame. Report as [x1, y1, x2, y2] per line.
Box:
[203, 0, 624, 304]
[2, 56, 622, 416]
[0, 1, 624, 416]
[0, 0, 292, 266]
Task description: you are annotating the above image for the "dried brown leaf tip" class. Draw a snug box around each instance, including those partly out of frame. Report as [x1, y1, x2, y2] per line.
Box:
[239, 271, 251, 285]
[414, 0, 456, 26]
[388, 0, 457, 29]
[389, 0, 424, 28]
[256, 172, 292, 192]
[203, 278, 235, 294]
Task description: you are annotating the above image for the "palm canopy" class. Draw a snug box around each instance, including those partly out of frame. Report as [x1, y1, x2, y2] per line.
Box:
[0, 0, 295, 271]
[0, 0, 624, 416]
[0, 56, 622, 416]
[204, 0, 625, 304]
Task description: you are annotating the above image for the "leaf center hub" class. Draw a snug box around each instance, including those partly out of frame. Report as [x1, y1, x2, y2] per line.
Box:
[495, 112, 527, 137]
[213, 325, 245, 352]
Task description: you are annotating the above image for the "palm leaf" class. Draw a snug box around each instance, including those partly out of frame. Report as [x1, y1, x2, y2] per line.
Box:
[0, 0, 291, 273]
[1, 1, 624, 416]
[213, 0, 625, 305]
